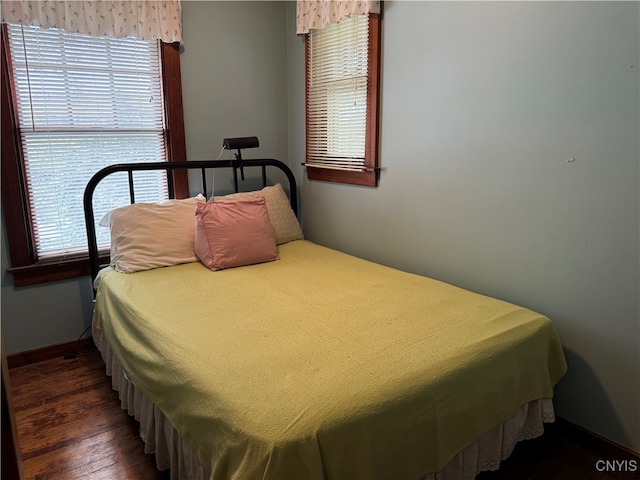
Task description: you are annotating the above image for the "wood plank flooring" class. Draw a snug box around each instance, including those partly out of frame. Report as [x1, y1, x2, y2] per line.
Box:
[477, 428, 638, 480]
[9, 347, 166, 480]
[8, 348, 639, 480]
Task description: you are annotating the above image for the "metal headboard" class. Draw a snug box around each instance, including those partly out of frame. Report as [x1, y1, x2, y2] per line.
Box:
[83, 158, 298, 284]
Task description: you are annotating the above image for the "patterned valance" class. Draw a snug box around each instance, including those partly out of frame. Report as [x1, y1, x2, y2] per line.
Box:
[296, 0, 380, 35]
[1, 0, 182, 43]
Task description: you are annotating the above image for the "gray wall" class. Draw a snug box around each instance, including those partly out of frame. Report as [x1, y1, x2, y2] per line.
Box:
[1, 1, 290, 352]
[180, 0, 289, 194]
[1, 213, 95, 353]
[286, 1, 639, 451]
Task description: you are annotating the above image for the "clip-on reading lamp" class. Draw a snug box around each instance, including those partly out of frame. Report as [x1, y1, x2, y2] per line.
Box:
[222, 136, 259, 189]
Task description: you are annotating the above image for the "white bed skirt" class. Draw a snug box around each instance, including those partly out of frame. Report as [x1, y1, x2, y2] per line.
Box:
[93, 325, 555, 480]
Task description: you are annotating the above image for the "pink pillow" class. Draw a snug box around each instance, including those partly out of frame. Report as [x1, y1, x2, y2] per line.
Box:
[194, 196, 279, 271]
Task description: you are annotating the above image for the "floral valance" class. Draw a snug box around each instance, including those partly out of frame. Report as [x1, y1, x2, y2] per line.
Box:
[296, 0, 380, 35]
[1, 0, 182, 43]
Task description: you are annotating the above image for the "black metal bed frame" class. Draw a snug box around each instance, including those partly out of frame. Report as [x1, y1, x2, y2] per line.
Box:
[83, 158, 298, 284]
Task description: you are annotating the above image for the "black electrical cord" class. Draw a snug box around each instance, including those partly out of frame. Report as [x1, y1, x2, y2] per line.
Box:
[63, 324, 95, 359]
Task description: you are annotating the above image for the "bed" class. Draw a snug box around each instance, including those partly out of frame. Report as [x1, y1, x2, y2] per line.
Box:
[84, 158, 567, 480]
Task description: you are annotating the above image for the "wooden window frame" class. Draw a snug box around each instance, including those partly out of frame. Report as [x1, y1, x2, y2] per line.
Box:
[304, 13, 382, 187]
[1, 25, 188, 287]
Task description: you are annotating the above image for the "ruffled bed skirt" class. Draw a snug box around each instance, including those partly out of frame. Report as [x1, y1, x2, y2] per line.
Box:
[93, 325, 555, 480]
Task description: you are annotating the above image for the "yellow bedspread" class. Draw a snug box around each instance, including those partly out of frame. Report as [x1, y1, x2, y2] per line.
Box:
[94, 240, 566, 480]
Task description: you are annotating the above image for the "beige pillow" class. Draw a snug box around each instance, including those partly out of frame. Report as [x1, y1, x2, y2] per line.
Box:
[99, 195, 205, 273]
[212, 184, 303, 245]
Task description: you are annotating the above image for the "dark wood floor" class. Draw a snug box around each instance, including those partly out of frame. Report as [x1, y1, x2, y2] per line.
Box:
[7, 348, 639, 480]
[8, 347, 167, 480]
[477, 428, 638, 480]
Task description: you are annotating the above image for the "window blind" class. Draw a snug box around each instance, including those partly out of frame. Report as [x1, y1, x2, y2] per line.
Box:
[306, 15, 369, 171]
[7, 24, 168, 259]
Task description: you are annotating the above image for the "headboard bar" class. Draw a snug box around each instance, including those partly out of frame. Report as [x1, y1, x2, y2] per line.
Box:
[83, 158, 298, 286]
[127, 171, 135, 203]
[201, 167, 207, 195]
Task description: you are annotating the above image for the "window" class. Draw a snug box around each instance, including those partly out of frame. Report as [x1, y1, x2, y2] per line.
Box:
[1, 24, 187, 286]
[304, 13, 381, 187]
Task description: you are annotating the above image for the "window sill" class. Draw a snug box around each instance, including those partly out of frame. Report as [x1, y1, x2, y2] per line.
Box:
[7, 253, 110, 287]
[306, 165, 379, 187]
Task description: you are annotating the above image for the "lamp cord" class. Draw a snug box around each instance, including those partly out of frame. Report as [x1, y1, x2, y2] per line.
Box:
[63, 324, 94, 359]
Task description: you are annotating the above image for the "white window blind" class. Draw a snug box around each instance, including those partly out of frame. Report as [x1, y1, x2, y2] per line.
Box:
[7, 24, 168, 259]
[306, 15, 369, 171]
